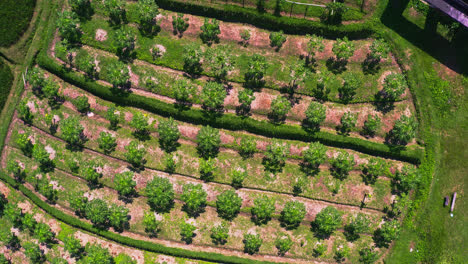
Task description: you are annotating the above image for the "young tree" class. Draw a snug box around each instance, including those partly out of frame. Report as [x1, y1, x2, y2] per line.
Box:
[288, 61, 307, 90]
[302, 142, 327, 175]
[344, 213, 370, 241]
[66, 157, 80, 174]
[114, 171, 136, 198]
[240, 29, 251, 46]
[334, 244, 350, 263]
[238, 137, 257, 158]
[381, 73, 407, 101]
[196, 126, 221, 159]
[42, 79, 61, 107]
[0, 230, 20, 250]
[98, 132, 117, 154]
[114, 253, 137, 264]
[244, 54, 267, 88]
[164, 153, 177, 173]
[373, 219, 400, 248]
[85, 198, 110, 228]
[3, 203, 22, 227]
[359, 246, 379, 264]
[199, 157, 216, 182]
[211, 223, 229, 245]
[136, 0, 159, 35]
[113, 28, 136, 59]
[251, 196, 275, 225]
[72, 96, 89, 114]
[146, 177, 174, 212]
[322, 2, 348, 25]
[200, 82, 227, 111]
[106, 105, 121, 129]
[17, 99, 34, 124]
[339, 112, 357, 135]
[269, 30, 287, 51]
[230, 167, 247, 189]
[157, 118, 180, 153]
[275, 234, 293, 256]
[34, 222, 55, 244]
[0, 254, 7, 264]
[330, 151, 355, 180]
[243, 234, 262, 255]
[181, 183, 207, 217]
[22, 213, 37, 232]
[393, 165, 419, 194]
[23, 242, 44, 264]
[183, 44, 203, 75]
[26, 67, 45, 92]
[216, 190, 242, 220]
[82, 243, 113, 264]
[200, 18, 220, 45]
[280, 201, 306, 229]
[237, 89, 256, 115]
[38, 178, 58, 203]
[60, 117, 86, 147]
[6, 160, 26, 182]
[81, 162, 103, 186]
[332, 37, 355, 62]
[173, 79, 196, 104]
[172, 13, 189, 37]
[143, 212, 161, 236]
[69, 191, 88, 217]
[313, 243, 327, 257]
[389, 115, 417, 145]
[269, 96, 291, 122]
[204, 46, 235, 81]
[76, 49, 97, 77]
[16, 132, 33, 157]
[313, 206, 342, 238]
[339, 72, 361, 103]
[180, 222, 196, 244]
[362, 158, 388, 185]
[109, 204, 129, 231]
[130, 112, 149, 138]
[306, 34, 325, 63]
[314, 69, 334, 100]
[104, 0, 126, 25]
[124, 141, 147, 169]
[63, 235, 83, 258]
[304, 101, 326, 130]
[368, 39, 390, 64]
[70, 0, 93, 18]
[263, 142, 290, 173]
[57, 11, 81, 43]
[32, 143, 53, 170]
[107, 61, 130, 90]
[363, 114, 381, 137]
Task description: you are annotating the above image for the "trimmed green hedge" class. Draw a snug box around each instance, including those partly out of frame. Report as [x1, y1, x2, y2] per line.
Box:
[37, 50, 422, 164]
[0, 59, 13, 113]
[155, 0, 376, 39]
[0, 0, 36, 47]
[0, 171, 283, 264]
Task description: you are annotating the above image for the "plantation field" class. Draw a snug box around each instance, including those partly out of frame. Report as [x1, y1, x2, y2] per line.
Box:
[0, 0, 464, 263]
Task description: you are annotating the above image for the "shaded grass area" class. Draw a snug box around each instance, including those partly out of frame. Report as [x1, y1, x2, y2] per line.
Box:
[0, 59, 13, 113]
[0, 0, 36, 47]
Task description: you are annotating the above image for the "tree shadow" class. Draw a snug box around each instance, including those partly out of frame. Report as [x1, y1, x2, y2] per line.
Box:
[326, 57, 348, 74]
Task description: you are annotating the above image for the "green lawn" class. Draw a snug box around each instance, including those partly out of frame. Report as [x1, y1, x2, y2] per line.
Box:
[0, 0, 36, 47]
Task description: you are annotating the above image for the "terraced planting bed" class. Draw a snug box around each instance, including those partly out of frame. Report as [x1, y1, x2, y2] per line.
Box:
[0, 0, 432, 263]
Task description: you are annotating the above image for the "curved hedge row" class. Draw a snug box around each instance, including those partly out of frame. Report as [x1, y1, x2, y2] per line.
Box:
[0, 172, 284, 264]
[155, 0, 376, 39]
[0, 58, 13, 113]
[37, 51, 422, 164]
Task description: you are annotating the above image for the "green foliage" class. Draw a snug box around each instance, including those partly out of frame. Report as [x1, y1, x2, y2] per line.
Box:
[332, 37, 355, 61]
[113, 28, 136, 59]
[180, 222, 196, 244]
[114, 171, 136, 198]
[60, 117, 86, 147]
[199, 157, 216, 182]
[368, 39, 390, 61]
[263, 142, 289, 173]
[124, 141, 147, 168]
[129, 112, 149, 137]
[363, 114, 381, 137]
[183, 45, 203, 74]
[243, 234, 262, 255]
[393, 165, 420, 194]
[72, 95, 89, 114]
[114, 253, 137, 264]
[143, 212, 161, 236]
[251, 196, 275, 225]
[37, 177, 58, 203]
[34, 222, 55, 244]
[292, 175, 308, 195]
[106, 105, 120, 129]
[362, 158, 388, 185]
[69, 191, 88, 217]
[32, 143, 53, 170]
[269, 96, 291, 122]
[57, 11, 81, 43]
[64, 235, 83, 258]
[313, 243, 327, 257]
[201, 82, 227, 111]
[0, 254, 8, 264]
[237, 89, 256, 114]
[339, 112, 357, 135]
[200, 18, 220, 45]
[314, 69, 334, 100]
[205, 46, 235, 81]
[106, 61, 130, 89]
[17, 98, 34, 124]
[275, 234, 293, 256]
[269, 30, 286, 51]
[240, 29, 251, 46]
[304, 101, 326, 130]
[164, 153, 177, 173]
[334, 244, 350, 262]
[66, 156, 80, 173]
[373, 219, 400, 248]
[6, 160, 26, 182]
[22, 213, 37, 232]
[0, 0, 35, 47]
[42, 79, 61, 107]
[330, 151, 355, 180]
[340, 72, 362, 103]
[288, 61, 307, 90]
[382, 73, 407, 101]
[173, 79, 196, 103]
[97, 132, 117, 154]
[230, 167, 247, 189]
[109, 204, 130, 231]
[306, 34, 325, 60]
[196, 126, 221, 159]
[27, 67, 45, 92]
[280, 201, 306, 229]
[157, 118, 181, 153]
[389, 115, 417, 145]
[81, 162, 102, 186]
[172, 13, 189, 37]
[244, 54, 267, 88]
[216, 190, 242, 220]
[313, 206, 342, 238]
[359, 246, 379, 264]
[302, 142, 327, 175]
[210, 223, 229, 245]
[238, 137, 257, 159]
[82, 243, 113, 264]
[136, 0, 159, 35]
[0, 230, 20, 249]
[23, 242, 44, 264]
[322, 2, 349, 25]
[181, 183, 207, 217]
[344, 213, 370, 241]
[85, 198, 109, 228]
[69, 0, 93, 18]
[146, 177, 174, 212]
[256, 0, 266, 12]
[104, 0, 126, 25]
